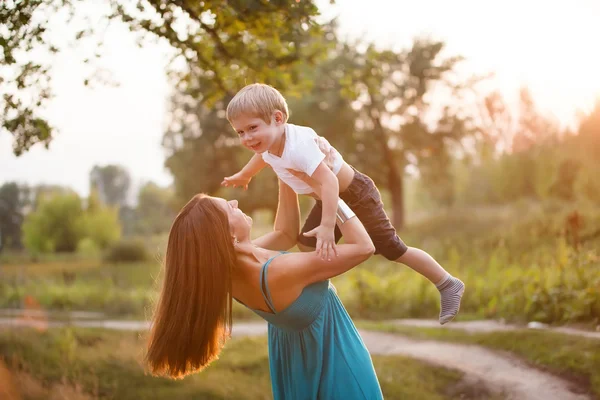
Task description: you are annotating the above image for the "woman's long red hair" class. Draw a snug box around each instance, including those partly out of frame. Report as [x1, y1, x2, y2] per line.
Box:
[146, 194, 235, 378]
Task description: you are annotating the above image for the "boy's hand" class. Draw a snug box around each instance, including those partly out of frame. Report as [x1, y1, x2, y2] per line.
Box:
[287, 166, 339, 259]
[303, 224, 338, 261]
[221, 171, 252, 190]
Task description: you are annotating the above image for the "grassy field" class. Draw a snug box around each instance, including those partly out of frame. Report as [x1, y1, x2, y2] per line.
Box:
[359, 321, 600, 398]
[1, 201, 598, 399]
[1, 201, 598, 324]
[0, 327, 501, 400]
[334, 200, 600, 324]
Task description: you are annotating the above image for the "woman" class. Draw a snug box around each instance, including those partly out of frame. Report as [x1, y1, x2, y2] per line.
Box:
[146, 171, 383, 399]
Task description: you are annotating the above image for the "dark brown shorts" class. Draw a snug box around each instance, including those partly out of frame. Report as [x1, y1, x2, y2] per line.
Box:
[298, 167, 408, 261]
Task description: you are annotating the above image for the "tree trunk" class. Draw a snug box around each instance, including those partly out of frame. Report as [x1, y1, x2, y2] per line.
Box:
[369, 107, 405, 230]
[387, 163, 405, 230]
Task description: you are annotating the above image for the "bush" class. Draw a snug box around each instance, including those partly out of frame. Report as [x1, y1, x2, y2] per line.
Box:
[76, 238, 101, 257]
[104, 239, 149, 263]
[21, 191, 122, 255]
[77, 207, 121, 249]
[22, 192, 84, 253]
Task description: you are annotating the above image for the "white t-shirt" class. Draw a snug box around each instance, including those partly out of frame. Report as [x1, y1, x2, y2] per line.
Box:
[261, 123, 344, 195]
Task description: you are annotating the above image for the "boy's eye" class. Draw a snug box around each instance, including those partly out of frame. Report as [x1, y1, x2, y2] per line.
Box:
[249, 125, 257, 131]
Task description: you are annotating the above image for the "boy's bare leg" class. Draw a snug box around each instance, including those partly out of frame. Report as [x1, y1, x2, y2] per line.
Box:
[395, 247, 465, 325]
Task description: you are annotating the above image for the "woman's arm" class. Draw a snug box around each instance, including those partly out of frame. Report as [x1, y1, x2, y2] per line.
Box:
[251, 179, 300, 251]
[271, 169, 374, 289]
[279, 202, 374, 285]
[264, 197, 374, 312]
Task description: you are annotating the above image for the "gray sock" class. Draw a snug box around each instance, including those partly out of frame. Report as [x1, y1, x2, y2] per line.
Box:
[436, 275, 465, 325]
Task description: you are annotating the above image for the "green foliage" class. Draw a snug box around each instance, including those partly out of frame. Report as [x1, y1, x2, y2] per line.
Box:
[165, 34, 476, 223]
[77, 190, 121, 249]
[442, 95, 600, 207]
[77, 207, 121, 250]
[3, 1, 330, 155]
[8, 198, 600, 325]
[113, 0, 330, 105]
[161, 13, 334, 209]
[0, 182, 26, 251]
[22, 191, 84, 253]
[0, 0, 69, 155]
[333, 201, 600, 325]
[339, 39, 478, 228]
[76, 237, 101, 257]
[104, 239, 149, 264]
[135, 182, 175, 235]
[575, 165, 600, 203]
[21, 190, 121, 254]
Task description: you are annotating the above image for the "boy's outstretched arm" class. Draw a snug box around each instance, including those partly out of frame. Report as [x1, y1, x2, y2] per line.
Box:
[221, 153, 267, 190]
[304, 161, 339, 260]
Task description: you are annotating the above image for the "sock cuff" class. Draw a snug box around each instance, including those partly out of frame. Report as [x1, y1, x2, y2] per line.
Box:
[435, 273, 452, 288]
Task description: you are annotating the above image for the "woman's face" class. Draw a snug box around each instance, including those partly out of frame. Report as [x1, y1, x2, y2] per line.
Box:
[213, 197, 252, 240]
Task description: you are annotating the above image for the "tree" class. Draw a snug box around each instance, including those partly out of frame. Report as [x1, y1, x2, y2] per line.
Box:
[0, 0, 67, 155]
[163, 35, 478, 222]
[135, 182, 175, 235]
[0, 182, 26, 251]
[77, 190, 121, 250]
[27, 184, 72, 210]
[2, 0, 331, 155]
[162, 15, 336, 209]
[571, 100, 600, 202]
[477, 90, 514, 159]
[416, 108, 470, 206]
[512, 87, 559, 153]
[163, 95, 282, 213]
[21, 190, 121, 253]
[347, 39, 478, 228]
[90, 164, 131, 208]
[285, 42, 364, 170]
[22, 191, 84, 253]
[575, 99, 600, 159]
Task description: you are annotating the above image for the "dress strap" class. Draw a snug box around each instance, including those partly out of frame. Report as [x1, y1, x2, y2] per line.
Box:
[259, 252, 286, 313]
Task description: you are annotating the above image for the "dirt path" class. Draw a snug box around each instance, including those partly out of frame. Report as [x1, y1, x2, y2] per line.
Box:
[0, 317, 592, 400]
[390, 318, 600, 340]
[359, 330, 588, 400]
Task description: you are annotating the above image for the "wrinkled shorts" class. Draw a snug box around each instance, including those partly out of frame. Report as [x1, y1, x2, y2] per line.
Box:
[298, 167, 408, 260]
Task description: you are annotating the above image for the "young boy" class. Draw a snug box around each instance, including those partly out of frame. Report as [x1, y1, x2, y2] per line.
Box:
[221, 83, 465, 324]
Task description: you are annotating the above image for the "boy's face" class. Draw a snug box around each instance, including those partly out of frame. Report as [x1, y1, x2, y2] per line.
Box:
[230, 112, 282, 154]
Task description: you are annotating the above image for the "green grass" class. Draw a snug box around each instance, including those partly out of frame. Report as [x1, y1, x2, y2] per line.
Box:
[0, 250, 96, 265]
[1, 201, 599, 325]
[0, 260, 258, 320]
[359, 321, 600, 398]
[0, 327, 501, 400]
[330, 201, 600, 325]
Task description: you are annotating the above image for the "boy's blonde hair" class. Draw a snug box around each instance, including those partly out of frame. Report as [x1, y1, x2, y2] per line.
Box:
[226, 83, 289, 124]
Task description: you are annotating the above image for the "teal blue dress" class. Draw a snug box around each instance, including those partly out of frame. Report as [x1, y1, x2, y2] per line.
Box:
[241, 252, 383, 400]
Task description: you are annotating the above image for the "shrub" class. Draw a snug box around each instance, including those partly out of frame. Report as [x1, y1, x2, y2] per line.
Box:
[103, 239, 149, 263]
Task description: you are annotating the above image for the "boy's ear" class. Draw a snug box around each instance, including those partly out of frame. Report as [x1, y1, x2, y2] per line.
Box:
[273, 110, 284, 125]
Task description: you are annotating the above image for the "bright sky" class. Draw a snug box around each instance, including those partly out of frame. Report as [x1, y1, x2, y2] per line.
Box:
[1, 0, 599, 197]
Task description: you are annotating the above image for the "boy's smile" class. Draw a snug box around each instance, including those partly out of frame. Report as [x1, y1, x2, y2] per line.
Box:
[230, 113, 284, 154]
